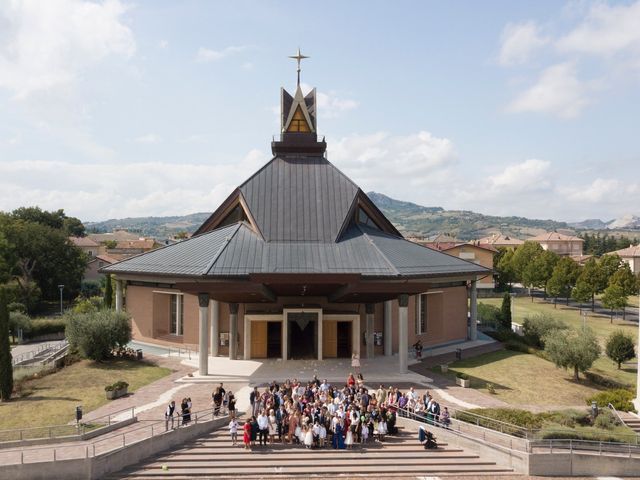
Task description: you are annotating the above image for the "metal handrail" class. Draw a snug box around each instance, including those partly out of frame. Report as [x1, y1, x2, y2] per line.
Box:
[530, 438, 640, 457]
[452, 409, 531, 437]
[12, 341, 69, 366]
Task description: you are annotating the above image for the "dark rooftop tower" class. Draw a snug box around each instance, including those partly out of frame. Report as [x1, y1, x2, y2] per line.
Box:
[272, 48, 326, 156]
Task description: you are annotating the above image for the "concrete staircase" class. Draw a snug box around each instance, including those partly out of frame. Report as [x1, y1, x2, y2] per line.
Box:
[620, 411, 640, 435]
[108, 426, 513, 478]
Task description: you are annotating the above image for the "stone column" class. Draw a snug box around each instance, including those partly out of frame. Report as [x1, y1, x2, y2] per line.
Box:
[398, 294, 409, 374]
[229, 303, 239, 360]
[115, 280, 123, 312]
[365, 303, 375, 359]
[317, 314, 323, 361]
[469, 280, 478, 341]
[243, 314, 251, 360]
[634, 293, 640, 412]
[198, 293, 210, 376]
[384, 300, 392, 356]
[352, 314, 360, 357]
[282, 314, 288, 361]
[210, 300, 219, 357]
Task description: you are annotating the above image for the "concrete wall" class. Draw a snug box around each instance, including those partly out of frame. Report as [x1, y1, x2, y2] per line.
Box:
[529, 452, 640, 476]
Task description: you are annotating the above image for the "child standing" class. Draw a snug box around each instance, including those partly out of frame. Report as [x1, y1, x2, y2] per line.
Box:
[243, 420, 251, 450]
[228, 416, 238, 446]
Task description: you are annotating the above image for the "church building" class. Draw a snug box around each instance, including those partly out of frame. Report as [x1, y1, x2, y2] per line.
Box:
[104, 53, 489, 373]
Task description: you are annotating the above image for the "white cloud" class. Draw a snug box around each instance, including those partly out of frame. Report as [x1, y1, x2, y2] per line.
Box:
[559, 178, 639, 203]
[557, 1, 640, 58]
[159, 39, 169, 49]
[195, 46, 247, 63]
[507, 62, 589, 118]
[0, 0, 135, 99]
[0, 149, 267, 220]
[300, 83, 358, 119]
[488, 159, 552, 192]
[330, 131, 456, 198]
[499, 21, 550, 66]
[135, 133, 161, 144]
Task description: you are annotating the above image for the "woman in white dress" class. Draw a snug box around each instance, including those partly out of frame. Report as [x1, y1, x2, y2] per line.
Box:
[345, 424, 354, 448]
[378, 417, 387, 441]
[351, 352, 361, 375]
[267, 409, 277, 444]
[304, 424, 313, 448]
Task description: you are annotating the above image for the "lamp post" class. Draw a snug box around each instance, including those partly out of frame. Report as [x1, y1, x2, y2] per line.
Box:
[58, 285, 64, 315]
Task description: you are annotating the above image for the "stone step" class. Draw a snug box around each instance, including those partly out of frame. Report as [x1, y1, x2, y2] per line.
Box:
[117, 463, 514, 477]
[157, 451, 474, 461]
[169, 445, 456, 454]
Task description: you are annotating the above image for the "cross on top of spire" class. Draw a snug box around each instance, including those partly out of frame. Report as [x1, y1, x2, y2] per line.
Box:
[288, 47, 309, 86]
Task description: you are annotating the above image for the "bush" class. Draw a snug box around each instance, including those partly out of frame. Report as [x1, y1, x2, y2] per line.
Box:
[587, 389, 635, 412]
[486, 382, 496, 394]
[546, 409, 589, 428]
[499, 293, 512, 330]
[80, 280, 102, 298]
[522, 313, 568, 348]
[605, 330, 636, 369]
[7, 302, 26, 313]
[9, 311, 32, 336]
[460, 408, 547, 429]
[539, 429, 622, 442]
[593, 410, 620, 430]
[477, 303, 502, 329]
[28, 318, 67, 338]
[456, 372, 469, 380]
[105, 380, 129, 392]
[73, 296, 103, 314]
[65, 310, 131, 361]
[584, 372, 629, 390]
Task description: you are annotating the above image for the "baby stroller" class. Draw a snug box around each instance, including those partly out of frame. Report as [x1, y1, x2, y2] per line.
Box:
[418, 425, 438, 450]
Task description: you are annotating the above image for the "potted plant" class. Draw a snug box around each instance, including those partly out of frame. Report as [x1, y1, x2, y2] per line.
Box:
[105, 381, 129, 400]
[456, 372, 470, 388]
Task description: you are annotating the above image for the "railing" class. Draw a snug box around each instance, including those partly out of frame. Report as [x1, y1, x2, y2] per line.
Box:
[529, 438, 640, 457]
[0, 407, 135, 444]
[452, 409, 531, 438]
[12, 341, 68, 366]
[0, 407, 227, 465]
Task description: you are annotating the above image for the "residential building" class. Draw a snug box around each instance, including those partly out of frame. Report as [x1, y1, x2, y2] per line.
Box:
[442, 243, 496, 289]
[477, 233, 524, 249]
[529, 231, 584, 256]
[610, 245, 640, 273]
[69, 236, 100, 258]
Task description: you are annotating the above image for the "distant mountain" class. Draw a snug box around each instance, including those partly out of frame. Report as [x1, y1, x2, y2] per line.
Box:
[366, 192, 568, 240]
[85, 212, 211, 239]
[568, 218, 612, 230]
[608, 214, 640, 230]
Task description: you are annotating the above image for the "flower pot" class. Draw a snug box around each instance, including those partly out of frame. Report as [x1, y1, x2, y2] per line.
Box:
[106, 390, 116, 400]
[440, 364, 448, 373]
[456, 377, 470, 388]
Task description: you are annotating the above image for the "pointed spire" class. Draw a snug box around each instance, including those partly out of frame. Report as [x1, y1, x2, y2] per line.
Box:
[288, 47, 309, 86]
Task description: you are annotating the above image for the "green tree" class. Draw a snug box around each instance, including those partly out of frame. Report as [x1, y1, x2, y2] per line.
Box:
[0, 290, 13, 401]
[495, 248, 516, 290]
[103, 274, 113, 309]
[103, 240, 118, 250]
[524, 250, 559, 299]
[605, 330, 636, 369]
[571, 280, 592, 314]
[65, 310, 131, 361]
[608, 263, 638, 320]
[546, 257, 581, 307]
[601, 283, 628, 323]
[11, 206, 85, 236]
[499, 293, 512, 330]
[543, 326, 600, 380]
[573, 258, 601, 312]
[511, 242, 544, 296]
[598, 254, 623, 291]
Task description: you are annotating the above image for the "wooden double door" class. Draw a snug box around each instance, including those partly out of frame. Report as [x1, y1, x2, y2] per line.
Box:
[322, 321, 352, 358]
[251, 321, 282, 358]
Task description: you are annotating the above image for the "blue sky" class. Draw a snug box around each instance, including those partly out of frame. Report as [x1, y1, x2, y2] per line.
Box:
[0, 0, 638, 223]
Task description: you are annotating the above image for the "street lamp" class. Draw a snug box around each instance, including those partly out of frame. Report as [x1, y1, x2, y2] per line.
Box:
[58, 285, 64, 315]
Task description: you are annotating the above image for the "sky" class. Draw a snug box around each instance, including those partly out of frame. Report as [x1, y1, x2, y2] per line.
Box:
[0, 0, 639, 223]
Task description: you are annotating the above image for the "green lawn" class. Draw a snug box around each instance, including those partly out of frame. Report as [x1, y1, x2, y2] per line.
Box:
[481, 296, 638, 345]
[0, 359, 172, 431]
[436, 349, 609, 406]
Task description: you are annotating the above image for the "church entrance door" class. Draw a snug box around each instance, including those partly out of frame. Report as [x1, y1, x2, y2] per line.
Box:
[337, 321, 352, 358]
[287, 312, 317, 359]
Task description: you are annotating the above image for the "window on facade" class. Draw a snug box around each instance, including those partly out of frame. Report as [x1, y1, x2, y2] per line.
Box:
[170, 294, 184, 336]
[356, 207, 382, 231]
[416, 293, 427, 335]
[286, 106, 311, 132]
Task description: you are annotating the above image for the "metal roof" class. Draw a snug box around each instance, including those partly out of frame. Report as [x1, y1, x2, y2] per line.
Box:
[239, 156, 358, 242]
[105, 221, 488, 278]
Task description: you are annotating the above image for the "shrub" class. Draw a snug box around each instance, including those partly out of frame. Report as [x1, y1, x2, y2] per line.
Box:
[73, 296, 103, 314]
[539, 429, 622, 442]
[486, 382, 496, 394]
[504, 339, 538, 354]
[546, 409, 589, 428]
[605, 330, 636, 369]
[478, 303, 502, 329]
[460, 408, 546, 430]
[522, 313, 568, 348]
[9, 311, 32, 336]
[593, 410, 620, 430]
[105, 380, 129, 392]
[7, 302, 26, 313]
[499, 293, 512, 330]
[80, 280, 102, 299]
[584, 372, 629, 390]
[587, 389, 635, 412]
[28, 318, 67, 338]
[65, 310, 131, 361]
[456, 372, 469, 380]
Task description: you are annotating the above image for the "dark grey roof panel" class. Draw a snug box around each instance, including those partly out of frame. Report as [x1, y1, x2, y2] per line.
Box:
[103, 223, 240, 276]
[359, 225, 489, 276]
[239, 156, 358, 242]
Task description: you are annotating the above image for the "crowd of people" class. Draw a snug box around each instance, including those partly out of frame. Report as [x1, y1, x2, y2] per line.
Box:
[226, 373, 451, 450]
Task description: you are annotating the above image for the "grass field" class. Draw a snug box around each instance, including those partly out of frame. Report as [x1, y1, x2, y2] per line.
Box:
[438, 298, 638, 407]
[0, 359, 172, 431]
[436, 349, 608, 406]
[481, 296, 638, 345]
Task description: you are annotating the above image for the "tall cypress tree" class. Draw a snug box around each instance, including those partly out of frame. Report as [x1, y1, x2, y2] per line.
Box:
[499, 292, 512, 331]
[0, 290, 13, 401]
[103, 274, 113, 309]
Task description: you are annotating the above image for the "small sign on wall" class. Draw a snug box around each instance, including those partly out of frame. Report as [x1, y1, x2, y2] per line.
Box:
[219, 332, 229, 346]
[374, 332, 383, 346]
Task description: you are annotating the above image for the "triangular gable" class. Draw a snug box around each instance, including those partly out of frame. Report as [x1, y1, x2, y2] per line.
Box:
[192, 189, 263, 238]
[282, 85, 315, 133]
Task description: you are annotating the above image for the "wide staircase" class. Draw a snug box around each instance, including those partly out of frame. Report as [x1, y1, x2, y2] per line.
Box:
[108, 424, 513, 478]
[619, 411, 640, 435]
